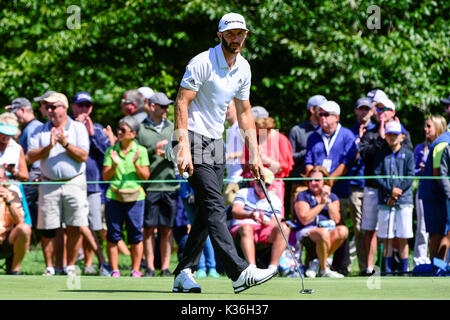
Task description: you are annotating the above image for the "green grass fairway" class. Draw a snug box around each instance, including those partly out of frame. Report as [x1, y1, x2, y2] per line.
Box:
[1, 275, 449, 300]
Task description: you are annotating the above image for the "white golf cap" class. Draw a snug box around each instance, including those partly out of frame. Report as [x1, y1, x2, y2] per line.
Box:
[138, 87, 155, 100]
[218, 13, 248, 32]
[375, 97, 395, 111]
[318, 100, 340, 115]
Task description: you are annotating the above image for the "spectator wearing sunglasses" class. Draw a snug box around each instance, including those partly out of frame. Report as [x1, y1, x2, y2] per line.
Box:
[304, 100, 357, 276]
[359, 93, 413, 276]
[348, 97, 377, 274]
[27, 92, 90, 276]
[136, 92, 179, 277]
[71, 91, 111, 276]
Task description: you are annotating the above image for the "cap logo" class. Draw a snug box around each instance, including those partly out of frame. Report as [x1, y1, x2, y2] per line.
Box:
[225, 20, 244, 25]
[77, 93, 91, 100]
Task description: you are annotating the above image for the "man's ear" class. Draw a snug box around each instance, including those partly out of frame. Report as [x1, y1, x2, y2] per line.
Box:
[217, 32, 222, 41]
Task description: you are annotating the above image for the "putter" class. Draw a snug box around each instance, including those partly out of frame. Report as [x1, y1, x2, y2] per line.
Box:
[258, 178, 314, 294]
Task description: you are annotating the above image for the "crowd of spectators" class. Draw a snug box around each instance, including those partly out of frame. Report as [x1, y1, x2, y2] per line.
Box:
[0, 87, 449, 279]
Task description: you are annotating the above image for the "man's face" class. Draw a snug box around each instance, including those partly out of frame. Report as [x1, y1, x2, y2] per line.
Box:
[120, 94, 138, 116]
[354, 105, 373, 124]
[151, 104, 169, 118]
[318, 108, 339, 134]
[71, 101, 92, 118]
[44, 102, 67, 125]
[12, 107, 26, 124]
[218, 29, 248, 55]
[375, 103, 395, 123]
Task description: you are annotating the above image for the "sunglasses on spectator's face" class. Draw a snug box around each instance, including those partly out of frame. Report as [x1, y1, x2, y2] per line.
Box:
[319, 112, 331, 117]
[78, 102, 91, 108]
[376, 107, 391, 113]
[158, 105, 169, 109]
[121, 99, 134, 105]
[117, 127, 131, 133]
[45, 104, 64, 111]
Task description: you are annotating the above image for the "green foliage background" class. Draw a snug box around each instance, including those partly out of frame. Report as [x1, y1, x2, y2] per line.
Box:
[0, 0, 448, 144]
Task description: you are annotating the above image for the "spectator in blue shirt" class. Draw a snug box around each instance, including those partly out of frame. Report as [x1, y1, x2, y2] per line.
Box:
[348, 97, 376, 274]
[71, 91, 111, 276]
[305, 100, 357, 275]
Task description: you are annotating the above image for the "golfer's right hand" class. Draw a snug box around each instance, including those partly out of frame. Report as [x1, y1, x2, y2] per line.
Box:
[177, 143, 193, 177]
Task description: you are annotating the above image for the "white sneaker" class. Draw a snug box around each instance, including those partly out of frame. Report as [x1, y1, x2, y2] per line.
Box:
[66, 265, 78, 277]
[232, 264, 277, 294]
[42, 267, 55, 276]
[172, 268, 201, 293]
[320, 268, 344, 278]
[305, 258, 320, 278]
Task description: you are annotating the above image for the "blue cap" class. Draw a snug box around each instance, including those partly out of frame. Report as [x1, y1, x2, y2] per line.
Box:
[307, 95, 327, 110]
[355, 97, 372, 109]
[73, 91, 92, 104]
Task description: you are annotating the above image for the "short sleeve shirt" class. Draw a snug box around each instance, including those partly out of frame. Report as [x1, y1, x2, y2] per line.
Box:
[293, 189, 339, 229]
[180, 43, 251, 139]
[103, 140, 150, 201]
[28, 117, 90, 180]
[231, 187, 282, 227]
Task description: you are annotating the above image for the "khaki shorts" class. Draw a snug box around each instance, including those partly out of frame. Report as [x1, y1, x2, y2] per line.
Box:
[37, 173, 89, 230]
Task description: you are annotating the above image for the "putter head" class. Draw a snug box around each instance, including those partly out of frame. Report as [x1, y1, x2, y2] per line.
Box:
[300, 289, 314, 294]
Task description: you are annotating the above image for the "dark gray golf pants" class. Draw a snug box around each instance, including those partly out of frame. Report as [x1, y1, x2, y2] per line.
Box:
[173, 131, 249, 281]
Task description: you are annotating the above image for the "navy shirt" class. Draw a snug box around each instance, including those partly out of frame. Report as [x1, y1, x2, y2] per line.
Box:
[86, 123, 110, 193]
[293, 189, 339, 230]
[348, 121, 376, 189]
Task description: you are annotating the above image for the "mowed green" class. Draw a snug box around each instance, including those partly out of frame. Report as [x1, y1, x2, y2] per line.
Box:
[1, 275, 449, 300]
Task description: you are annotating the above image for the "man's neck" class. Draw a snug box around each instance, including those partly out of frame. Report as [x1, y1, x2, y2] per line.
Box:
[150, 114, 163, 125]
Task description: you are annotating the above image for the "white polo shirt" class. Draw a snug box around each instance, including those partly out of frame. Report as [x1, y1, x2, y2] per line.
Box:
[180, 43, 251, 139]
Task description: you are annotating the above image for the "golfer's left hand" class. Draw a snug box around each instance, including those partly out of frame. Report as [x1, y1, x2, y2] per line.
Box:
[250, 158, 265, 182]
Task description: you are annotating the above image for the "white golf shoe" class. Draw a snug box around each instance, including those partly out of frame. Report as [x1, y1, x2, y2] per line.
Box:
[232, 264, 277, 294]
[172, 268, 202, 293]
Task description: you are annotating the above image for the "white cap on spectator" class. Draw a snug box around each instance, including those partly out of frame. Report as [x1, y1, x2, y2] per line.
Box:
[138, 87, 155, 100]
[376, 97, 395, 111]
[318, 100, 340, 115]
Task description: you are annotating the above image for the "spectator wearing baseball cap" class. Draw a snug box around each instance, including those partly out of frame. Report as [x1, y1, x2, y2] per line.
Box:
[373, 120, 415, 275]
[33, 90, 57, 118]
[287, 94, 327, 219]
[305, 100, 357, 275]
[71, 91, 111, 276]
[136, 92, 178, 277]
[27, 91, 90, 277]
[242, 105, 294, 218]
[7, 97, 43, 229]
[359, 96, 413, 275]
[348, 97, 377, 274]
